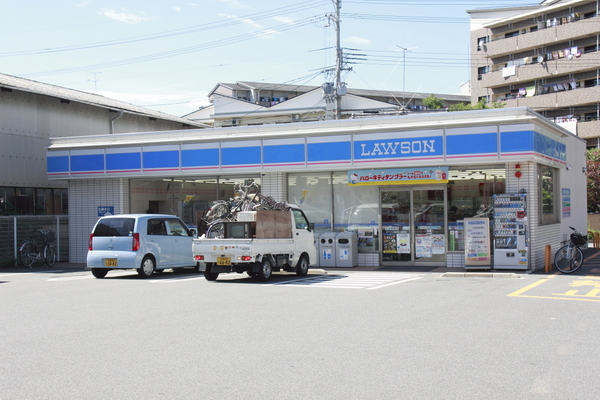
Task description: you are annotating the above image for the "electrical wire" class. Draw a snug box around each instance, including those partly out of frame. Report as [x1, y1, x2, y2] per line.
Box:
[21, 15, 326, 78]
[0, 0, 330, 57]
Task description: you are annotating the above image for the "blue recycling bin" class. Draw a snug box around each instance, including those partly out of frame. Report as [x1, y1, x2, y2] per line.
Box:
[318, 232, 336, 267]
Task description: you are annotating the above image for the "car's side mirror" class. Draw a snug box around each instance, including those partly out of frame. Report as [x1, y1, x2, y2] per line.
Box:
[308, 223, 314, 232]
[189, 229, 197, 237]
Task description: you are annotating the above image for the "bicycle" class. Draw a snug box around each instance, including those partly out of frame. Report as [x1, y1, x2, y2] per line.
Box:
[553, 226, 587, 274]
[19, 229, 56, 267]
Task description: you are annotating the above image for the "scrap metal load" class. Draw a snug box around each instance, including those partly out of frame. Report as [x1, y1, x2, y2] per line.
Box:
[203, 179, 290, 238]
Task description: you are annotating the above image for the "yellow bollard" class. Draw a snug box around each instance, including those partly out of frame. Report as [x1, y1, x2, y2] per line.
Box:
[594, 232, 600, 249]
[544, 244, 552, 273]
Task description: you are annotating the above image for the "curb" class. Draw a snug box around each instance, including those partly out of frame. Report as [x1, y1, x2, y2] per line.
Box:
[440, 272, 522, 278]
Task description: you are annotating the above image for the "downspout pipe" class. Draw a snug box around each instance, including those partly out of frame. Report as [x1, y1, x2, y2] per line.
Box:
[110, 110, 124, 134]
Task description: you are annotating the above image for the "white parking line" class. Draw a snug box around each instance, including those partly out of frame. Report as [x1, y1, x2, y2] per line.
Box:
[0, 270, 64, 278]
[265, 273, 422, 290]
[149, 276, 204, 283]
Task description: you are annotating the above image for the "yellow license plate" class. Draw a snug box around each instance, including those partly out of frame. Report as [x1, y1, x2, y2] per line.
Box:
[104, 258, 118, 267]
[217, 257, 231, 266]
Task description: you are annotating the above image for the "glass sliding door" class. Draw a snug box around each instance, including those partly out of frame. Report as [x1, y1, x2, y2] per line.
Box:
[380, 186, 446, 266]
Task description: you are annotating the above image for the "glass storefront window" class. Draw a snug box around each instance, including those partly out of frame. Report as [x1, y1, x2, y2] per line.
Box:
[539, 165, 559, 224]
[288, 173, 333, 232]
[447, 165, 506, 251]
[333, 172, 379, 252]
[130, 176, 260, 231]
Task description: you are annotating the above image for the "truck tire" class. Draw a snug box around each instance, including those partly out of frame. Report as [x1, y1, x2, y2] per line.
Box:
[296, 254, 309, 276]
[204, 263, 219, 281]
[257, 258, 273, 282]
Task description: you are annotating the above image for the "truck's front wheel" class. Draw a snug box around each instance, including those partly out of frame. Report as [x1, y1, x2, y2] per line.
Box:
[204, 263, 219, 281]
[296, 254, 309, 276]
[257, 258, 273, 282]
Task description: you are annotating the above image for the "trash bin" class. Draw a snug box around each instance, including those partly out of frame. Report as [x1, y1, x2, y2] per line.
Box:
[318, 232, 336, 267]
[335, 231, 358, 267]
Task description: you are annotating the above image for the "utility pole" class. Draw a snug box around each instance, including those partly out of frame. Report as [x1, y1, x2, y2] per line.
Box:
[324, 0, 344, 120]
[334, 0, 342, 119]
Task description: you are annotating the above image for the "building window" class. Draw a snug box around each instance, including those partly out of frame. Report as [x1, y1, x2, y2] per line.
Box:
[538, 165, 559, 225]
[477, 36, 488, 51]
[477, 66, 489, 80]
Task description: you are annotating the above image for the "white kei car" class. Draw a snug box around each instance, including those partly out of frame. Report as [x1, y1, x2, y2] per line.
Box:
[87, 214, 197, 278]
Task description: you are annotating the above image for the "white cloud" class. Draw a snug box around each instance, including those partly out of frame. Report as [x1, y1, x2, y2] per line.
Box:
[98, 9, 154, 24]
[272, 16, 295, 25]
[346, 36, 372, 45]
[174, 7, 182, 12]
[218, 0, 248, 9]
[219, 13, 280, 39]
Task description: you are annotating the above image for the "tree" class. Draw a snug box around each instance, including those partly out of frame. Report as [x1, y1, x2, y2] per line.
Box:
[587, 148, 600, 212]
[422, 94, 444, 110]
[449, 99, 506, 111]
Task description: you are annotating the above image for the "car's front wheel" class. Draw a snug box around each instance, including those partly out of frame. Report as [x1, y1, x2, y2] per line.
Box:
[138, 256, 155, 278]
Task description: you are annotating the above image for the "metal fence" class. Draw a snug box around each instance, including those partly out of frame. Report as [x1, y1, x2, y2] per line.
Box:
[0, 216, 68, 267]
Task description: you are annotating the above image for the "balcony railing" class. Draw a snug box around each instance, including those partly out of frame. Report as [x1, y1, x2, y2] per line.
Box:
[483, 15, 600, 57]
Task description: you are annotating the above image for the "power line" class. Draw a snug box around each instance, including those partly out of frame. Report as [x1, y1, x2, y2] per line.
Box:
[0, 0, 330, 58]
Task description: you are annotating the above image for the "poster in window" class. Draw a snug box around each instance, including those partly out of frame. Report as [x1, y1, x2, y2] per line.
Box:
[397, 232, 410, 254]
[383, 233, 397, 253]
[464, 217, 491, 266]
[432, 234, 445, 254]
[415, 234, 432, 258]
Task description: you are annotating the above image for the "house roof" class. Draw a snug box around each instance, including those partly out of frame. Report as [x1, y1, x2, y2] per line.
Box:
[0, 73, 208, 128]
[208, 81, 470, 103]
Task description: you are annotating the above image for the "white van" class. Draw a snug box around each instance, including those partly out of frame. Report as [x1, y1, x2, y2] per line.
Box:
[87, 214, 197, 278]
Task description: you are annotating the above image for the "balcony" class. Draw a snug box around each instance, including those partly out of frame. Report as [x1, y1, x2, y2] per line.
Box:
[478, 51, 600, 89]
[484, 15, 600, 58]
[500, 85, 600, 111]
[577, 120, 600, 139]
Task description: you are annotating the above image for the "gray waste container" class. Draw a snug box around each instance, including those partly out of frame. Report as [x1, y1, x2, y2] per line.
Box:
[318, 232, 336, 267]
[335, 231, 358, 267]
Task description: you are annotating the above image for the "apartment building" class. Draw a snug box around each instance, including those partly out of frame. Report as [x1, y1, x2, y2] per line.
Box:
[468, 0, 600, 147]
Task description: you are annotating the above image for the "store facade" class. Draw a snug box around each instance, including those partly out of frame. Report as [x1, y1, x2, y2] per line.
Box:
[46, 108, 587, 270]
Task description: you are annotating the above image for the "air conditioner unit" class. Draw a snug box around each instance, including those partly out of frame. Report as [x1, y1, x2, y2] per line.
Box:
[231, 118, 240, 126]
[292, 114, 301, 122]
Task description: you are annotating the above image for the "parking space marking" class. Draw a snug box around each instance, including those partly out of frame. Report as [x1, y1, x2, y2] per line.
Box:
[265, 273, 422, 290]
[508, 274, 600, 302]
[0, 270, 64, 278]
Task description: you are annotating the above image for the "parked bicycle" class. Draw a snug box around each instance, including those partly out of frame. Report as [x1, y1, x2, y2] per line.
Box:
[553, 226, 587, 274]
[19, 229, 56, 267]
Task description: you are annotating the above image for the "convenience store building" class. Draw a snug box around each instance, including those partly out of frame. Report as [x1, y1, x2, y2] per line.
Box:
[46, 107, 587, 270]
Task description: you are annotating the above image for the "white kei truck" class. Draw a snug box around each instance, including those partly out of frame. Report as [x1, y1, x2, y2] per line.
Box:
[192, 207, 317, 282]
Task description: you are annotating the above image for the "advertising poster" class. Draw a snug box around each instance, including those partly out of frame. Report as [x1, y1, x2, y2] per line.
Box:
[397, 232, 411, 254]
[383, 233, 398, 253]
[431, 234, 445, 254]
[464, 218, 491, 266]
[415, 234, 432, 258]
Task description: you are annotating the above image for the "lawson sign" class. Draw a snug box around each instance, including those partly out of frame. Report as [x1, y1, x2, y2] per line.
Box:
[348, 167, 449, 186]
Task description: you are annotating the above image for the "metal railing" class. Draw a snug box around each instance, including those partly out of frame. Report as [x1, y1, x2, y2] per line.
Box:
[0, 215, 68, 267]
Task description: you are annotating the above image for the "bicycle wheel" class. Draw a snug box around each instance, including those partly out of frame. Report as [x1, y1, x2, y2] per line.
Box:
[554, 245, 584, 273]
[19, 242, 35, 267]
[44, 244, 56, 267]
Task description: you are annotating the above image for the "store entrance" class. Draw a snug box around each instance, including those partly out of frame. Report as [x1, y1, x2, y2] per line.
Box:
[381, 186, 446, 266]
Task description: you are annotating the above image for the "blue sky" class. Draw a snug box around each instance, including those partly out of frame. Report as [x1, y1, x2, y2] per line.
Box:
[1, 0, 530, 116]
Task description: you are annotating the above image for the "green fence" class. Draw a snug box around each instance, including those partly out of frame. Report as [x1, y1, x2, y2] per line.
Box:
[0, 216, 68, 267]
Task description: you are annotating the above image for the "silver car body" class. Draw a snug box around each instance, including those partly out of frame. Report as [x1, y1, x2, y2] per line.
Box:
[87, 214, 195, 272]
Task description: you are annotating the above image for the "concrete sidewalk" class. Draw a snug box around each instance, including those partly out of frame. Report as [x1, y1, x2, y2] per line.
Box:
[4, 247, 600, 276]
